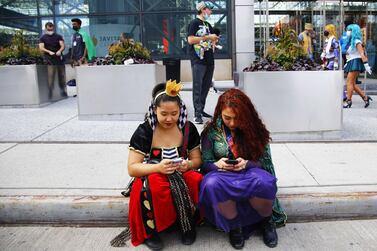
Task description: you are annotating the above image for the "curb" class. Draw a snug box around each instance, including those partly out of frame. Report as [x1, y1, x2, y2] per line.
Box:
[1, 189, 377, 225]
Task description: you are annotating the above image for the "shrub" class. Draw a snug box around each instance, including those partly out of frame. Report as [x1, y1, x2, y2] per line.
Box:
[0, 30, 44, 65]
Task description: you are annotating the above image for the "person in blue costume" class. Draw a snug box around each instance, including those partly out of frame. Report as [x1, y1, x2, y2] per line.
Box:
[343, 24, 373, 108]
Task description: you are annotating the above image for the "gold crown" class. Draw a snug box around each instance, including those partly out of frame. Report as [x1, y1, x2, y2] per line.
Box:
[165, 79, 183, 97]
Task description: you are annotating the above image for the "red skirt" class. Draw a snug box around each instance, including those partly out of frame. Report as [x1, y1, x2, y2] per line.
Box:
[129, 171, 203, 246]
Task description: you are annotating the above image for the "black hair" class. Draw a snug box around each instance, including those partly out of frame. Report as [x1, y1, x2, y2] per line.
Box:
[344, 20, 353, 30]
[71, 18, 82, 25]
[45, 22, 54, 28]
[152, 82, 181, 107]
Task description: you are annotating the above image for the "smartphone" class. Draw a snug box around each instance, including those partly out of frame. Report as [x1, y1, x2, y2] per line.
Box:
[225, 159, 239, 165]
[171, 158, 183, 164]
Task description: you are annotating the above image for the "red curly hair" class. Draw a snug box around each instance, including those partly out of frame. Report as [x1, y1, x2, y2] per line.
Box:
[204, 89, 270, 161]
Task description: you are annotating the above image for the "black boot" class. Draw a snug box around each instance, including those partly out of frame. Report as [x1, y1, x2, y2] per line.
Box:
[144, 233, 163, 251]
[229, 227, 244, 249]
[261, 217, 278, 248]
[181, 228, 196, 245]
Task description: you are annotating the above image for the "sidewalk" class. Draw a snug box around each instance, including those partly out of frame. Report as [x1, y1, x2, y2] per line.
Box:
[1, 220, 377, 250]
[0, 92, 377, 224]
[0, 142, 376, 224]
[0, 92, 377, 142]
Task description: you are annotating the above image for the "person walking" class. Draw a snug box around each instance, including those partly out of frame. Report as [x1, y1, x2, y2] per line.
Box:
[343, 24, 373, 108]
[39, 22, 67, 98]
[320, 24, 340, 70]
[187, 1, 219, 124]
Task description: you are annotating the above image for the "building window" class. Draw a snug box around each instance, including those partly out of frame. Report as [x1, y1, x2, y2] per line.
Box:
[0, 0, 232, 60]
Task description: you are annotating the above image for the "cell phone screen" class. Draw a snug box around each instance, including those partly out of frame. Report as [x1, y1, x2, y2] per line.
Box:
[225, 159, 239, 165]
[171, 158, 183, 164]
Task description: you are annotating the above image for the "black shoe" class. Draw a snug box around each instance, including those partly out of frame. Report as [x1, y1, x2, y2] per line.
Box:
[356, 79, 362, 85]
[202, 112, 213, 118]
[229, 227, 244, 249]
[363, 96, 372, 108]
[181, 229, 196, 245]
[343, 99, 352, 108]
[144, 233, 163, 251]
[262, 218, 278, 248]
[193, 116, 203, 124]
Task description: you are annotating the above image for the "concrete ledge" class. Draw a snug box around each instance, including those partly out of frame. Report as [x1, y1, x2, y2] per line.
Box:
[1, 187, 377, 225]
[0, 195, 128, 226]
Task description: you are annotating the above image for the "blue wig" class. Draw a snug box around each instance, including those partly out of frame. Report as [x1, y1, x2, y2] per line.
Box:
[346, 24, 362, 50]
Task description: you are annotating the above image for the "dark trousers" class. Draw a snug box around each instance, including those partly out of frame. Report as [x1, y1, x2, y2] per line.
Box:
[192, 63, 214, 117]
[47, 65, 66, 92]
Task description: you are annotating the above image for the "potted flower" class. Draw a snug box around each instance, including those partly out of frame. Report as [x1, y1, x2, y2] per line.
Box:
[241, 27, 343, 139]
[75, 39, 165, 120]
[0, 30, 66, 106]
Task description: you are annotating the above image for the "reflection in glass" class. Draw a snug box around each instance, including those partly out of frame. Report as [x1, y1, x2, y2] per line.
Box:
[142, 0, 228, 11]
[143, 13, 229, 58]
[38, 0, 54, 15]
[88, 0, 139, 13]
[0, 20, 39, 47]
[55, 15, 140, 57]
[54, 0, 89, 15]
[0, 0, 38, 16]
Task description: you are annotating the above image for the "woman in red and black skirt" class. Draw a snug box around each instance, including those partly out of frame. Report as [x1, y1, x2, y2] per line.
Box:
[113, 81, 202, 250]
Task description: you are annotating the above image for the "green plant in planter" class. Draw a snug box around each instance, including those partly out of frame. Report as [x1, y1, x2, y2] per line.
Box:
[108, 39, 152, 65]
[0, 30, 44, 65]
[266, 27, 304, 70]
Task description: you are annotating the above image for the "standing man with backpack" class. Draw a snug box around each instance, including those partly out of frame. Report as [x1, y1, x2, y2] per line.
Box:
[187, 1, 219, 124]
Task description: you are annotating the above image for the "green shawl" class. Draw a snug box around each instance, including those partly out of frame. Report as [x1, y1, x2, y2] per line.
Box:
[79, 29, 96, 60]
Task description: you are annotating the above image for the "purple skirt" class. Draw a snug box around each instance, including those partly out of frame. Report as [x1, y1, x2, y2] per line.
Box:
[199, 166, 277, 232]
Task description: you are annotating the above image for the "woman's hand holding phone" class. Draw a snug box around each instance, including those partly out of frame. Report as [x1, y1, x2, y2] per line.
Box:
[158, 159, 177, 175]
[176, 159, 191, 173]
[215, 158, 237, 171]
[232, 157, 248, 172]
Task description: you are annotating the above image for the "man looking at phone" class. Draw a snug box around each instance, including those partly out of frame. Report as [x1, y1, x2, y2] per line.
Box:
[187, 1, 219, 124]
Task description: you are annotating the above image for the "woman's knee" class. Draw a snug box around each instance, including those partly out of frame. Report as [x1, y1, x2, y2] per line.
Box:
[253, 175, 277, 199]
[201, 174, 221, 190]
[249, 197, 273, 217]
[257, 206, 273, 218]
[148, 173, 170, 193]
[183, 171, 203, 185]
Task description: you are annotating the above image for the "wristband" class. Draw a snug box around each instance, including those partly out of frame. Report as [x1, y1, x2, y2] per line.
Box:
[188, 160, 193, 169]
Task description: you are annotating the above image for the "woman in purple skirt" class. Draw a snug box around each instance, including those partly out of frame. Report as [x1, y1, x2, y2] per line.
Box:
[199, 89, 286, 249]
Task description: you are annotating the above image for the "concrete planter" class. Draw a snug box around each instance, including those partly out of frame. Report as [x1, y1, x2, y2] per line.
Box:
[241, 70, 344, 140]
[0, 65, 65, 107]
[76, 64, 166, 120]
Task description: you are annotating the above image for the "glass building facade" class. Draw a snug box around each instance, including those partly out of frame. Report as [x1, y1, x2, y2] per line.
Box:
[1, 0, 376, 77]
[0, 0, 231, 59]
[254, 0, 377, 75]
